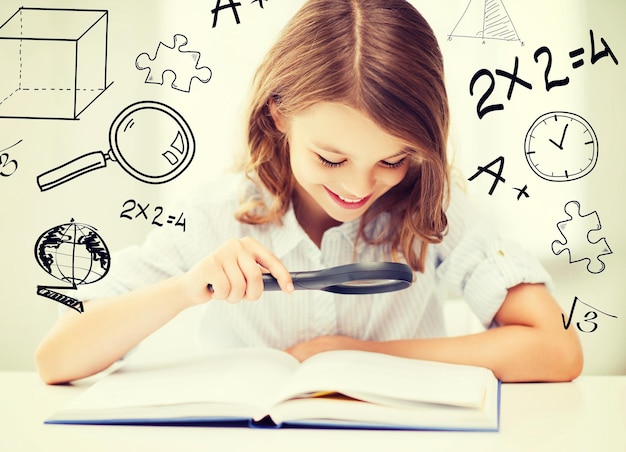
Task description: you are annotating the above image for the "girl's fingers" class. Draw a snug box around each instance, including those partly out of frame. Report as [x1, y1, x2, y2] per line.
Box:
[238, 237, 294, 294]
[203, 237, 293, 303]
[237, 254, 264, 301]
[221, 260, 247, 303]
[205, 267, 231, 301]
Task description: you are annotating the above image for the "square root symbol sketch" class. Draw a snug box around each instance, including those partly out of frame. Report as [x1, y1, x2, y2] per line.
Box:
[0, 8, 111, 120]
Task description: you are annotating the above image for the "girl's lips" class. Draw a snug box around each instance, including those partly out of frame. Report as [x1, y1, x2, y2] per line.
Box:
[324, 186, 372, 210]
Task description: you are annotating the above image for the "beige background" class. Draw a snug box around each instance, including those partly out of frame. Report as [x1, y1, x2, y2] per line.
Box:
[0, 0, 623, 374]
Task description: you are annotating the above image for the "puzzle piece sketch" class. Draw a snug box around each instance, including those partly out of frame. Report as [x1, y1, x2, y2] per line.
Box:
[135, 34, 212, 93]
[551, 200, 612, 274]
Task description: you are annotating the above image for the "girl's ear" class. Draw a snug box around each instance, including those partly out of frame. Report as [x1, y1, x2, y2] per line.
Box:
[268, 99, 288, 133]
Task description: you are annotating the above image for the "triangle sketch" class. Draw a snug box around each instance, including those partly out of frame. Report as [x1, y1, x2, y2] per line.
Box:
[448, 0, 522, 44]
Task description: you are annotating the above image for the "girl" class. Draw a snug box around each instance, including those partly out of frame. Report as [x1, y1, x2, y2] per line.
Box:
[36, 0, 583, 384]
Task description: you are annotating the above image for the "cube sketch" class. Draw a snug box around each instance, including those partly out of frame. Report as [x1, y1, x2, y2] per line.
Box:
[0, 7, 111, 120]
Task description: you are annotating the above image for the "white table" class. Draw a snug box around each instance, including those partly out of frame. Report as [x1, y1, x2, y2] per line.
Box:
[0, 372, 624, 452]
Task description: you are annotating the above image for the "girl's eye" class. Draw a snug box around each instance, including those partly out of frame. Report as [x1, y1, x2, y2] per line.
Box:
[316, 153, 407, 169]
[317, 154, 346, 168]
[380, 157, 407, 169]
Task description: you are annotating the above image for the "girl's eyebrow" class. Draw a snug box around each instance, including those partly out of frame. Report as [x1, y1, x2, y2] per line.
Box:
[312, 142, 412, 161]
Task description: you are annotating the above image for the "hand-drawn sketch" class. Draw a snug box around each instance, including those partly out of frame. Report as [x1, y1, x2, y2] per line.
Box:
[209, 0, 273, 28]
[448, 0, 522, 44]
[136, 34, 212, 93]
[562, 296, 618, 333]
[525, 112, 598, 182]
[0, 7, 111, 120]
[120, 199, 187, 232]
[35, 219, 110, 313]
[467, 156, 531, 201]
[551, 200, 612, 274]
[0, 139, 21, 178]
[467, 155, 506, 195]
[469, 30, 619, 120]
[37, 101, 195, 191]
[569, 29, 619, 69]
[211, 0, 242, 28]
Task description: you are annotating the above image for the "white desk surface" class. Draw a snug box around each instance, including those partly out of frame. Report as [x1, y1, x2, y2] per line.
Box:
[0, 372, 624, 452]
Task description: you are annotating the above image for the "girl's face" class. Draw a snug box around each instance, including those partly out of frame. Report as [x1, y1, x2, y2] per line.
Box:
[274, 102, 411, 227]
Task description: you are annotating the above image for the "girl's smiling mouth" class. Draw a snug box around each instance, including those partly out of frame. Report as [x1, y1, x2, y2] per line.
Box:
[324, 186, 372, 210]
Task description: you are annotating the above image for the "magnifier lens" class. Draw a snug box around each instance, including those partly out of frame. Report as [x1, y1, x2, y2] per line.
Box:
[259, 262, 412, 294]
[338, 279, 398, 288]
[113, 108, 192, 180]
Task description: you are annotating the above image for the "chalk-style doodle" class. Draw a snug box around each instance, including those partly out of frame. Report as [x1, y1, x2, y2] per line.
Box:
[562, 297, 617, 333]
[120, 199, 187, 232]
[0, 139, 21, 178]
[135, 34, 212, 93]
[448, 0, 522, 44]
[467, 156, 531, 201]
[36, 101, 195, 191]
[211, 0, 272, 28]
[551, 200, 612, 274]
[211, 0, 242, 28]
[525, 112, 598, 182]
[252, 0, 270, 8]
[469, 29, 619, 119]
[0, 7, 111, 120]
[468, 156, 506, 195]
[34, 219, 110, 313]
[569, 29, 619, 69]
[512, 184, 529, 201]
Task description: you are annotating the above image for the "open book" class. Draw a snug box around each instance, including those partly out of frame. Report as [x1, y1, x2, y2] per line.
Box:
[46, 348, 500, 431]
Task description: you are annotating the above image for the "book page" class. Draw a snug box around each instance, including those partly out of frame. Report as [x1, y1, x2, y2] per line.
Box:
[60, 348, 299, 414]
[272, 350, 494, 409]
[267, 391, 498, 429]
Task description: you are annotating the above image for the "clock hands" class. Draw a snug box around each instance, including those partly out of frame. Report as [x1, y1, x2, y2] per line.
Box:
[548, 123, 569, 150]
[525, 111, 598, 182]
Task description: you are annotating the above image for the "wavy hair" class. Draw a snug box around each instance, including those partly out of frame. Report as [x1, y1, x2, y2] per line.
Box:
[236, 0, 450, 272]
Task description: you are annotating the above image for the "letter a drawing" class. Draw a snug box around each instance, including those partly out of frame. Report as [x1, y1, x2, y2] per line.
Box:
[211, 0, 242, 28]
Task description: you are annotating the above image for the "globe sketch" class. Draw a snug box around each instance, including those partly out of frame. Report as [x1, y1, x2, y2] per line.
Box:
[34, 219, 110, 287]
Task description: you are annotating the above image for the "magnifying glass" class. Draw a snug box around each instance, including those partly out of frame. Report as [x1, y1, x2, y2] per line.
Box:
[37, 101, 195, 191]
[208, 262, 413, 296]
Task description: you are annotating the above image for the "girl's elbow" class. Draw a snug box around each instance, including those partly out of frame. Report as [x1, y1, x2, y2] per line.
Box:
[551, 331, 584, 382]
[35, 343, 64, 385]
[562, 344, 584, 382]
[35, 341, 76, 385]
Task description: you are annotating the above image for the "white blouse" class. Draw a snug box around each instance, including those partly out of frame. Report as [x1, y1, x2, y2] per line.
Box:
[75, 172, 552, 352]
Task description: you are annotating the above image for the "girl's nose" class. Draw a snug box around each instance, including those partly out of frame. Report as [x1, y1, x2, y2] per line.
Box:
[343, 170, 376, 198]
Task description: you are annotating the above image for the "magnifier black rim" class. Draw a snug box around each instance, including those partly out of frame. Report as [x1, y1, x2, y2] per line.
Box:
[263, 262, 413, 294]
[108, 100, 195, 184]
[321, 280, 411, 295]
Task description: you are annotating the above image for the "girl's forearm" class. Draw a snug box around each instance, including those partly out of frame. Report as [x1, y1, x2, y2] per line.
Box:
[286, 284, 583, 382]
[367, 324, 583, 382]
[35, 274, 192, 384]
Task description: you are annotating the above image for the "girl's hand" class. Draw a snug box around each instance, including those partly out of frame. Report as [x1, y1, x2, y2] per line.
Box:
[285, 335, 374, 362]
[182, 237, 294, 306]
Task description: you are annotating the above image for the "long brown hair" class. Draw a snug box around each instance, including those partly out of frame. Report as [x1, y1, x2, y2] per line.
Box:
[236, 0, 450, 272]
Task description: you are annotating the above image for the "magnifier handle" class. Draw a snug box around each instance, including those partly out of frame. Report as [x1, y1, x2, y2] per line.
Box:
[262, 271, 325, 291]
[261, 274, 282, 291]
[37, 151, 109, 191]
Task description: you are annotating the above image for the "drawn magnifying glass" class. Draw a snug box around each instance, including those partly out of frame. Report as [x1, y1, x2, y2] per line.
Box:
[37, 101, 195, 191]
[209, 262, 413, 296]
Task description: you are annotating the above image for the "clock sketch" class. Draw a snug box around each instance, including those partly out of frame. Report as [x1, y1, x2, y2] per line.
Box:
[524, 111, 598, 182]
